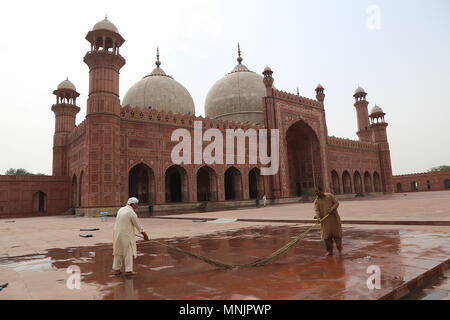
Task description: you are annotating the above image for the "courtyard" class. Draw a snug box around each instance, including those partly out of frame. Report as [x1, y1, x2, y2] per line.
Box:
[0, 191, 449, 300]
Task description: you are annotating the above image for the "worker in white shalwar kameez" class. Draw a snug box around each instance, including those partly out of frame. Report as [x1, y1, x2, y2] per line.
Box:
[112, 197, 149, 276]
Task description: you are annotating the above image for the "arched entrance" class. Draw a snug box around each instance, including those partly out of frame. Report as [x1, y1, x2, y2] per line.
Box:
[354, 171, 363, 194]
[343, 171, 352, 194]
[374, 172, 381, 192]
[72, 175, 77, 207]
[286, 121, 322, 197]
[197, 166, 218, 202]
[364, 171, 372, 193]
[225, 166, 243, 200]
[445, 179, 450, 189]
[397, 183, 403, 193]
[165, 165, 189, 203]
[129, 163, 155, 204]
[331, 170, 340, 195]
[249, 167, 265, 199]
[32, 192, 46, 213]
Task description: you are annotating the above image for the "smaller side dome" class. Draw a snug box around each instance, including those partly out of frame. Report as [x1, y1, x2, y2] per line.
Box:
[316, 84, 324, 89]
[57, 78, 76, 91]
[93, 17, 119, 33]
[370, 105, 384, 115]
[354, 86, 366, 95]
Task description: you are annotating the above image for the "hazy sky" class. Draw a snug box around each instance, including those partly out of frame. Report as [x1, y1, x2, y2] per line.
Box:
[0, 0, 449, 175]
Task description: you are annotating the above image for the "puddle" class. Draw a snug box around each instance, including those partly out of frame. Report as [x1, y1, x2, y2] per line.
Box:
[0, 226, 449, 300]
[207, 218, 238, 224]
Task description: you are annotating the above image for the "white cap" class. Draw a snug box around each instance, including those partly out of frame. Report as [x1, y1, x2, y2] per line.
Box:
[127, 197, 139, 205]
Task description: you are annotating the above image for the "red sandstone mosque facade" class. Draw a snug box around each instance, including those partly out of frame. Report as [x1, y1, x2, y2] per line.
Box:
[0, 18, 448, 218]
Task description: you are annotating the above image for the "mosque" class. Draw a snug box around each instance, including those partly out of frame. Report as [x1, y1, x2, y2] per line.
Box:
[0, 17, 448, 218]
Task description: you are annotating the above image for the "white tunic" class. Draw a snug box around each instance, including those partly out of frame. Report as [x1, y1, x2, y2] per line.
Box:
[112, 205, 144, 258]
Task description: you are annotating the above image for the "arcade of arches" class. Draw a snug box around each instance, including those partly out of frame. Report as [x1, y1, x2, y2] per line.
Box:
[331, 170, 381, 195]
[124, 164, 266, 204]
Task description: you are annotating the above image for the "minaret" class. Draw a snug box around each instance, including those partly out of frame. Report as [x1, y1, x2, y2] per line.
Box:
[51, 78, 80, 176]
[369, 105, 394, 193]
[262, 66, 282, 198]
[353, 86, 371, 142]
[83, 17, 125, 209]
[315, 84, 325, 102]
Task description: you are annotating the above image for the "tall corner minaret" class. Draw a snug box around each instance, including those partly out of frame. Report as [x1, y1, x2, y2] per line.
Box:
[353, 86, 371, 142]
[261, 66, 281, 199]
[51, 78, 80, 176]
[83, 17, 125, 209]
[369, 105, 394, 193]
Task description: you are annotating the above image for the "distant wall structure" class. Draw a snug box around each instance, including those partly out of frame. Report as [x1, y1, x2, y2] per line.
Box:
[393, 170, 450, 193]
[0, 176, 70, 218]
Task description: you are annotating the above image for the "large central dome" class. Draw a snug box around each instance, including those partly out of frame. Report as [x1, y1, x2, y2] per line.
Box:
[122, 50, 195, 115]
[205, 45, 267, 125]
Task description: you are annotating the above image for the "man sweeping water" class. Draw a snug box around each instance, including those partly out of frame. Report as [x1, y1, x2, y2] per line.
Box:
[112, 197, 149, 276]
[314, 187, 343, 256]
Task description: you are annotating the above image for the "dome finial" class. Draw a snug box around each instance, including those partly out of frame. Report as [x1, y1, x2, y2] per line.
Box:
[297, 87, 299, 96]
[105, 14, 107, 20]
[237, 42, 243, 64]
[155, 47, 161, 67]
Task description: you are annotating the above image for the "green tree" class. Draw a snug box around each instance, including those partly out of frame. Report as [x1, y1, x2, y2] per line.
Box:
[428, 165, 450, 172]
[4, 168, 47, 176]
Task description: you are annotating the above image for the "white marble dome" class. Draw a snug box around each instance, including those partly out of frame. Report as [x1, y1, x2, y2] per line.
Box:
[122, 59, 195, 115]
[93, 17, 119, 33]
[205, 50, 267, 125]
[57, 78, 76, 91]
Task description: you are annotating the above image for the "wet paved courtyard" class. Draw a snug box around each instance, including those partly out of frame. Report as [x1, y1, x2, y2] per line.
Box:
[1, 225, 449, 300]
[1, 191, 449, 300]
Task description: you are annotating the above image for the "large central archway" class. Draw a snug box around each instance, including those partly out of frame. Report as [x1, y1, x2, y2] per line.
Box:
[225, 166, 243, 200]
[129, 163, 155, 204]
[165, 165, 189, 203]
[286, 121, 322, 197]
[197, 166, 218, 202]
